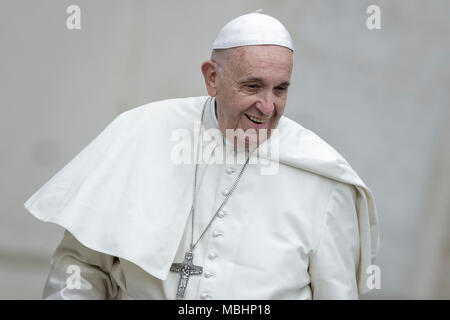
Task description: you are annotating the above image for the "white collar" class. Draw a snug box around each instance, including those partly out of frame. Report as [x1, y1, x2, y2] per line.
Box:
[209, 96, 219, 129]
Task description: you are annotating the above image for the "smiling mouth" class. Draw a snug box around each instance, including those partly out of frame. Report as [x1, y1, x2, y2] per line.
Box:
[245, 113, 268, 124]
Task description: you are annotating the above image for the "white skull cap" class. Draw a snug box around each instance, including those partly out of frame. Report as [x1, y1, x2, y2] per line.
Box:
[211, 9, 294, 51]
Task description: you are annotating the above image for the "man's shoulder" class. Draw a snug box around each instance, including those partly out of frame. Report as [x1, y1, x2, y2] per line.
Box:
[277, 115, 347, 166]
[276, 115, 366, 189]
[118, 96, 208, 120]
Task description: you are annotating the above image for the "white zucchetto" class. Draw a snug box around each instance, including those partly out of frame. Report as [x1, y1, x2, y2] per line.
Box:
[211, 10, 294, 51]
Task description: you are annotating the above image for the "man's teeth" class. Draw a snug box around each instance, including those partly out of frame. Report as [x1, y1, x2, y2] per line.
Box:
[247, 114, 266, 124]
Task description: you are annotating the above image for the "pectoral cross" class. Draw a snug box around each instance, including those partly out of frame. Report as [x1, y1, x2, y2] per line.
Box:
[170, 251, 203, 300]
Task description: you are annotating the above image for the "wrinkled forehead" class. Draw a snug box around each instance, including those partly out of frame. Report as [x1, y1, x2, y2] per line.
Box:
[231, 45, 293, 60]
[220, 45, 293, 77]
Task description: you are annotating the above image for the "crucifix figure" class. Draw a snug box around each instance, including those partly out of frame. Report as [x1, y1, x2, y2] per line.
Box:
[170, 251, 203, 300]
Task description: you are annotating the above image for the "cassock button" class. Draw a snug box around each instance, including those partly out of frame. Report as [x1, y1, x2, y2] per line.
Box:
[208, 252, 218, 260]
[222, 189, 230, 196]
[217, 210, 226, 218]
[200, 292, 209, 299]
[212, 230, 223, 237]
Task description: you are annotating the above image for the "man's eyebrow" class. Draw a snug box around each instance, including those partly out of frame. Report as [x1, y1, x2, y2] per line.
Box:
[239, 78, 291, 87]
[278, 81, 290, 87]
[239, 77, 264, 83]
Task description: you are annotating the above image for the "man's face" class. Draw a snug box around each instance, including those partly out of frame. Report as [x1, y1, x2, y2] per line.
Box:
[213, 45, 293, 147]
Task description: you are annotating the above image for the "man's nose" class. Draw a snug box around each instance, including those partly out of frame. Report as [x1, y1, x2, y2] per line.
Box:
[255, 92, 275, 116]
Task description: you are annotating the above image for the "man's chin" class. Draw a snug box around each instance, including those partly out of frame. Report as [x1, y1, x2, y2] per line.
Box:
[222, 124, 275, 152]
[235, 130, 272, 152]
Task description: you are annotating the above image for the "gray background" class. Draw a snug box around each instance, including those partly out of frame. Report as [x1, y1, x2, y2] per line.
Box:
[1, 0, 449, 299]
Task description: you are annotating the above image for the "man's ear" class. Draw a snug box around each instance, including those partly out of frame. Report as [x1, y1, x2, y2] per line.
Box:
[201, 60, 218, 97]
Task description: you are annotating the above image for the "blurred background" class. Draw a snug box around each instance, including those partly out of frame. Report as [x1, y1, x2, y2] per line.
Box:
[0, 0, 449, 299]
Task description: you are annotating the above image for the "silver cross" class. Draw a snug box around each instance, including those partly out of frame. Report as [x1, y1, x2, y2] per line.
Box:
[170, 251, 203, 300]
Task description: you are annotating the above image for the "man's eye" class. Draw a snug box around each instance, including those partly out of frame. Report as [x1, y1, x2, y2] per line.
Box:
[245, 84, 259, 89]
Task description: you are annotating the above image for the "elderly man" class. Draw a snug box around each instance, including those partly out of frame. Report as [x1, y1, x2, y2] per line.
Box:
[24, 11, 379, 300]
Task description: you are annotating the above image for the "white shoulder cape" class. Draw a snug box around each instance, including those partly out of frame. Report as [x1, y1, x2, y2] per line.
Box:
[24, 96, 379, 294]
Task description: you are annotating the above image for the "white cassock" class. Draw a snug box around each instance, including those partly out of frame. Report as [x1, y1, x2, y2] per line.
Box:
[24, 96, 379, 300]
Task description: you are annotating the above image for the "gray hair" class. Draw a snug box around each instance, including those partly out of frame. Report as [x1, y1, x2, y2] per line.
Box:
[210, 48, 232, 75]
